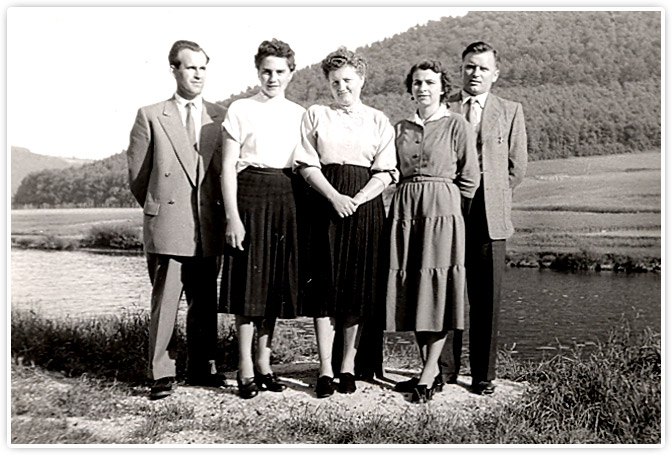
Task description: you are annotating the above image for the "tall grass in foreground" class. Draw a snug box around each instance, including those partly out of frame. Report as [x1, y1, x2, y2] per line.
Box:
[10, 310, 236, 384]
[10, 310, 316, 384]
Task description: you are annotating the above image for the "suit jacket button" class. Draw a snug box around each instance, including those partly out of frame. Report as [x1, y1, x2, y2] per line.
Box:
[168, 200, 175, 204]
[164, 172, 171, 177]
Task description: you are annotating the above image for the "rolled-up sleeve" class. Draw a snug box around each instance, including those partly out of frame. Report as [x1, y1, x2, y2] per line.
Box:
[292, 108, 322, 172]
[371, 113, 399, 184]
[222, 103, 242, 144]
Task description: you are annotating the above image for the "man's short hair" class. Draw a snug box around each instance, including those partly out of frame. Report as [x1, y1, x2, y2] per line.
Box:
[169, 40, 210, 68]
[462, 41, 499, 68]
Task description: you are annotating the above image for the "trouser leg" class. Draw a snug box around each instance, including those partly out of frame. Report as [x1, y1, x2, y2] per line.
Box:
[439, 329, 463, 381]
[468, 239, 505, 382]
[183, 255, 219, 380]
[147, 253, 183, 380]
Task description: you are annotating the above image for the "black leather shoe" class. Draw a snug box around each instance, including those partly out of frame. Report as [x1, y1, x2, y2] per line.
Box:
[187, 373, 227, 388]
[237, 374, 259, 399]
[254, 372, 287, 392]
[471, 380, 496, 395]
[315, 376, 336, 398]
[338, 373, 357, 394]
[432, 374, 445, 393]
[150, 377, 174, 400]
[445, 374, 458, 385]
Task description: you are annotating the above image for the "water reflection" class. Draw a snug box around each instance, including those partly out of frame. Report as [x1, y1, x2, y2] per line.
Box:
[10, 249, 661, 361]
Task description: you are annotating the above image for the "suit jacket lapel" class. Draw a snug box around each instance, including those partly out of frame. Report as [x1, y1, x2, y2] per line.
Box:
[198, 101, 221, 185]
[481, 94, 502, 141]
[159, 99, 197, 187]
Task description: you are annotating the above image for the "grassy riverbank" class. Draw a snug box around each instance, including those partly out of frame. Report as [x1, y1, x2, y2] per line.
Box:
[10, 310, 661, 444]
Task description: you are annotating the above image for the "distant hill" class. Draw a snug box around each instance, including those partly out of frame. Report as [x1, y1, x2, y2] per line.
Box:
[12, 10, 661, 208]
[221, 10, 661, 161]
[13, 151, 134, 208]
[10, 146, 92, 196]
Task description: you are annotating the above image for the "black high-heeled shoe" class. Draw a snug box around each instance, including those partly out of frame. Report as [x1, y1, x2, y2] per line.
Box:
[411, 384, 434, 403]
[396, 374, 443, 394]
[237, 374, 259, 399]
[254, 371, 287, 392]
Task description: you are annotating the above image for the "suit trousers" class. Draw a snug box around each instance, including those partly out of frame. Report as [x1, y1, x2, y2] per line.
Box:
[440, 185, 505, 383]
[146, 253, 219, 381]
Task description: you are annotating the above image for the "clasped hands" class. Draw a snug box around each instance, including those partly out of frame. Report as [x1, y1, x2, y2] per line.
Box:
[330, 192, 366, 218]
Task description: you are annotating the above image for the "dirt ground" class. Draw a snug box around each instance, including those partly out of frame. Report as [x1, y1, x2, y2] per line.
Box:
[14, 362, 528, 444]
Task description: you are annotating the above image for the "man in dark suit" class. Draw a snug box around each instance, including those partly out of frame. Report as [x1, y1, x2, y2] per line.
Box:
[127, 40, 227, 400]
[441, 41, 528, 395]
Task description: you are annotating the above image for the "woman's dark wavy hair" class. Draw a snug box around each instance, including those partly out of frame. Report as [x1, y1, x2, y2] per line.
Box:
[254, 38, 296, 71]
[405, 60, 451, 104]
[320, 46, 367, 79]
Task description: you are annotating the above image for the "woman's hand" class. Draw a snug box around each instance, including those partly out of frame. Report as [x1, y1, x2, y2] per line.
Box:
[330, 193, 359, 218]
[225, 217, 246, 251]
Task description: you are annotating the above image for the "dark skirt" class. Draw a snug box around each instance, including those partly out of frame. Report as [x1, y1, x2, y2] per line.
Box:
[219, 167, 299, 319]
[298, 164, 386, 319]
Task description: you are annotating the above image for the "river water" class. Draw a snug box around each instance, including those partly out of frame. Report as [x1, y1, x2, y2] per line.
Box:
[10, 248, 661, 362]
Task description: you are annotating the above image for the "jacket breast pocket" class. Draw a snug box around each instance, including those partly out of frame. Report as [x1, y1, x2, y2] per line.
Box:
[144, 200, 160, 216]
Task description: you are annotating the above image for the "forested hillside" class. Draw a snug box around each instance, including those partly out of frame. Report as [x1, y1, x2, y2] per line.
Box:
[13, 152, 135, 207]
[12, 10, 660, 208]
[10, 147, 92, 196]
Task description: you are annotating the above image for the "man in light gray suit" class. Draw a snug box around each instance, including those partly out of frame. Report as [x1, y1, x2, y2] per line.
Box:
[440, 41, 528, 395]
[127, 40, 227, 400]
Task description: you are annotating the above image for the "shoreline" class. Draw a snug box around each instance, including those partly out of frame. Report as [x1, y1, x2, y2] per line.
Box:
[10, 237, 661, 273]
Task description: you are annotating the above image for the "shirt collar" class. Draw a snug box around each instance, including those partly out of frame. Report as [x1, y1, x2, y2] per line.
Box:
[174, 93, 203, 110]
[254, 90, 286, 103]
[408, 103, 451, 125]
[461, 90, 488, 108]
[331, 100, 364, 115]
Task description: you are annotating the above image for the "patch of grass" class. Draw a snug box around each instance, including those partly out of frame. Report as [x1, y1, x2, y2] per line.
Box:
[130, 402, 197, 441]
[81, 223, 143, 250]
[506, 249, 660, 272]
[12, 417, 107, 444]
[12, 234, 79, 250]
[10, 310, 238, 384]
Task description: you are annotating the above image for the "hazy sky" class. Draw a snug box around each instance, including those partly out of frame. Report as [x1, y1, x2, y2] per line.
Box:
[7, 6, 470, 160]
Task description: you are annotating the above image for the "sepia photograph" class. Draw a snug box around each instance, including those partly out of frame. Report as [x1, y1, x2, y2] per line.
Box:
[6, 3, 663, 448]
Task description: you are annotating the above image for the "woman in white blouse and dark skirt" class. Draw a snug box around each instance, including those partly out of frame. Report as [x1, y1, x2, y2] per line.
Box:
[386, 60, 480, 403]
[220, 39, 306, 399]
[293, 47, 398, 398]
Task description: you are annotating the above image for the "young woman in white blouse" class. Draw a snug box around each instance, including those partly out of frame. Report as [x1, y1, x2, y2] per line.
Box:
[220, 39, 306, 399]
[293, 47, 398, 398]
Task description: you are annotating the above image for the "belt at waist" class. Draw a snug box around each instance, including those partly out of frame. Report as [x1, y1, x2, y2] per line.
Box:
[399, 176, 454, 184]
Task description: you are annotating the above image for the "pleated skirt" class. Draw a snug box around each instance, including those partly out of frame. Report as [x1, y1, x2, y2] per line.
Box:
[386, 177, 466, 332]
[219, 167, 299, 319]
[299, 164, 386, 319]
